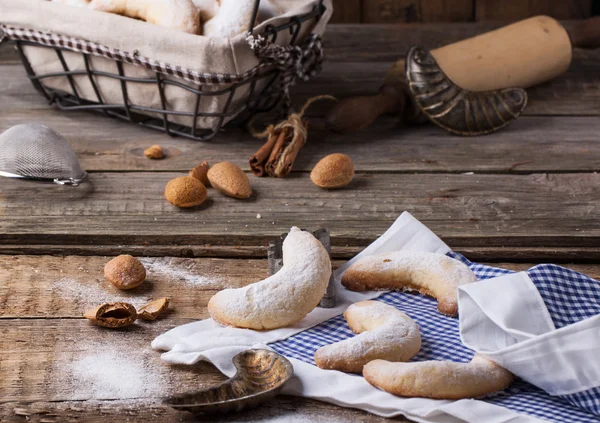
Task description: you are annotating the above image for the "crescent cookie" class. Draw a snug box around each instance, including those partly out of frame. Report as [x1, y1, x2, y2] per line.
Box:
[208, 227, 331, 330]
[341, 251, 477, 317]
[363, 355, 515, 399]
[52, 0, 91, 7]
[315, 301, 421, 373]
[203, 0, 255, 38]
[90, 0, 201, 34]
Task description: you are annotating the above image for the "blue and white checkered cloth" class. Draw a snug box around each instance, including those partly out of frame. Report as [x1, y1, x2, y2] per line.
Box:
[270, 253, 600, 423]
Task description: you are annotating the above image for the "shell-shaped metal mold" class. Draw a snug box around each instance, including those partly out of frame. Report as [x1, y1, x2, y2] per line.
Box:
[405, 46, 528, 136]
[166, 349, 293, 415]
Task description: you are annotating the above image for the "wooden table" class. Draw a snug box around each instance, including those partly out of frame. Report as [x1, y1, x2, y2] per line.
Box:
[1, 23, 599, 422]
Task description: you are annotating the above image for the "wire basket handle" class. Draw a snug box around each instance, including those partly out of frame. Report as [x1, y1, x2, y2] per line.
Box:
[248, 0, 262, 35]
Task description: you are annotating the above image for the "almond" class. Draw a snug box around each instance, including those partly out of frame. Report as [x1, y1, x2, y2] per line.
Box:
[189, 161, 210, 186]
[138, 297, 170, 321]
[165, 175, 207, 208]
[144, 144, 165, 159]
[207, 162, 252, 199]
[84, 302, 137, 328]
[310, 153, 355, 189]
[104, 254, 146, 290]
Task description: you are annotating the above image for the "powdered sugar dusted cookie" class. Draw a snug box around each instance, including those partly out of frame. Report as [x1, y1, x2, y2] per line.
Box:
[52, 0, 91, 7]
[363, 354, 515, 399]
[192, 0, 219, 22]
[208, 227, 331, 330]
[341, 251, 477, 317]
[315, 301, 421, 373]
[203, 0, 255, 38]
[90, 0, 201, 34]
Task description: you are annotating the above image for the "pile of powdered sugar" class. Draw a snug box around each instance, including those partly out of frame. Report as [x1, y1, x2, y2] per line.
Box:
[66, 352, 162, 399]
[56, 341, 169, 400]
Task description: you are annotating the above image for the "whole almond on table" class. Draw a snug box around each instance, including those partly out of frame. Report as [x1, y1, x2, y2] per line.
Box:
[165, 175, 207, 208]
[104, 254, 146, 290]
[207, 161, 252, 199]
[189, 161, 210, 186]
[310, 153, 355, 189]
[144, 144, 165, 159]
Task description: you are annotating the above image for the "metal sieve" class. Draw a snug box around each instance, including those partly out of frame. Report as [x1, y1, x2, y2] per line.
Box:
[0, 123, 87, 186]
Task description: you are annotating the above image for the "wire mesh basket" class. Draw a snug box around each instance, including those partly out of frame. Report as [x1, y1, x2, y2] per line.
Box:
[0, 0, 329, 141]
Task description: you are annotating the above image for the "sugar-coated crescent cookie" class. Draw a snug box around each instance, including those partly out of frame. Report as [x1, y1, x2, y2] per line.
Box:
[191, 0, 219, 22]
[314, 301, 421, 373]
[203, 0, 255, 38]
[89, 0, 201, 34]
[341, 251, 477, 317]
[208, 227, 331, 330]
[52, 0, 91, 7]
[363, 355, 515, 399]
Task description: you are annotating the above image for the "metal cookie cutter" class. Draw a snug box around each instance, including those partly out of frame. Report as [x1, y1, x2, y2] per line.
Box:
[267, 228, 336, 308]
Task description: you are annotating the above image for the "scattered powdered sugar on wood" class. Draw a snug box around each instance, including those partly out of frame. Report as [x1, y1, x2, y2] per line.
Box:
[51, 277, 148, 308]
[141, 257, 226, 288]
[51, 257, 228, 307]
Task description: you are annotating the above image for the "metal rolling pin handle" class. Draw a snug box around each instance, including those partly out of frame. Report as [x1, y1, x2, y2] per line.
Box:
[266, 229, 336, 309]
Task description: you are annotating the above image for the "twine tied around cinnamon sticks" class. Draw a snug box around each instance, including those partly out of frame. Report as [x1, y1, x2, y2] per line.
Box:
[249, 95, 337, 178]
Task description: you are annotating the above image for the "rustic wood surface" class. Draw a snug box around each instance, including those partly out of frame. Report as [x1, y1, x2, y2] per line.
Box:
[1, 20, 600, 422]
[2, 255, 600, 422]
[474, 0, 593, 21]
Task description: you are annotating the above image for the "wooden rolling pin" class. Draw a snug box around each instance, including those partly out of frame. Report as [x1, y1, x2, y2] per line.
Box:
[327, 16, 600, 133]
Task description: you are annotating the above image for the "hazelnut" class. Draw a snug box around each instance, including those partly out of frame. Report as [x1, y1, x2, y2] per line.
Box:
[144, 144, 164, 159]
[165, 176, 207, 208]
[104, 255, 146, 290]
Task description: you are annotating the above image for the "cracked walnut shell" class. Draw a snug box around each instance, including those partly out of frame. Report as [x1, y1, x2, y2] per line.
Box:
[84, 302, 137, 328]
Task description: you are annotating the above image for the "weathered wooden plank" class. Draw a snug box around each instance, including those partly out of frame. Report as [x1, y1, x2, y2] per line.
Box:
[293, 51, 600, 116]
[0, 21, 587, 64]
[1, 397, 408, 423]
[1, 22, 507, 65]
[330, 0, 362, 23]
[1, 110, 599, 173]
[475, 0, 593, 21]
[2, 48, 598, 121]
[0, 318, 408, 423]
[361, 0, 474, 23]
[2, 172, 600, 251]
[0, 255, 265, 319]
[2, 255, 600, 319]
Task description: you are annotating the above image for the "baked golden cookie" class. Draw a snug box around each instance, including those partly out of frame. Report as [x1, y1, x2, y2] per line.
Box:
[363, 354, 515, 399]
[315, 301, 421, 373]
[341, 251, 477, 317]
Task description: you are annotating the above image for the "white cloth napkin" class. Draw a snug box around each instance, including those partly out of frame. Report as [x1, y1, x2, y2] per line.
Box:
[459, 272, 600, 396]
[152, 212, 542, 423]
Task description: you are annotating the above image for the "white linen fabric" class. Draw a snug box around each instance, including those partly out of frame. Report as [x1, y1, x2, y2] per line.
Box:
[152, 212, 544, 423]
[459, 272, 600, 397]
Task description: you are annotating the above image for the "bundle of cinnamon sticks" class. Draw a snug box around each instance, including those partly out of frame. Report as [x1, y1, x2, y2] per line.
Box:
[249, 95, 336, 178]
